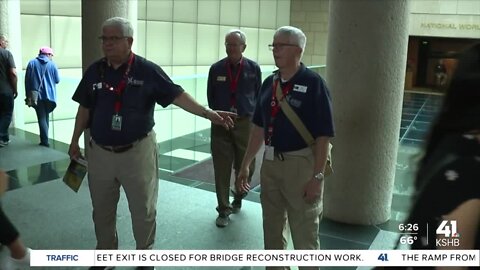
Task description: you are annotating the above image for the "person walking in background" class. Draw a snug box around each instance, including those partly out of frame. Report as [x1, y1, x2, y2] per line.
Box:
[434, 59, 447, 90]
[68, 17, 234, 270]
[236, 26, 334, 270]
[0, 35, 18, 147]
[0, 170, 31, 270]
[402, 43, 480, 253]
[25, 46, 60, 147]
[207, 29, 262, 227]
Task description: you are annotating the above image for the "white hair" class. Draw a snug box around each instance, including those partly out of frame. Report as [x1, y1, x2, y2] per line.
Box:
[274, 26, 306, 51]
[102, 17, 134, 37]
[225, 29, 246, 44]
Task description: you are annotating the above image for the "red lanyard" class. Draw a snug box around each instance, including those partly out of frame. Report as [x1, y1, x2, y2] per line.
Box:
[103, 53, 135, 114]
[266, 79, 292, 145]
[226, 58, 244, 109]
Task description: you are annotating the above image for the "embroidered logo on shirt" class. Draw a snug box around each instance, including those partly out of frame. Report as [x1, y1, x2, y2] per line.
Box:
[217, 76, 226, 82]
[293, 84, 307, 93]
[286, 96, 302, 108]
[444, 170, 459, 181]
[247, 73, 256, 79]
[128, 77, 144, 86]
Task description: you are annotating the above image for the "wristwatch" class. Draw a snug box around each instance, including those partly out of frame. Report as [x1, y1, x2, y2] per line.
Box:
[313, 172, 324, 181]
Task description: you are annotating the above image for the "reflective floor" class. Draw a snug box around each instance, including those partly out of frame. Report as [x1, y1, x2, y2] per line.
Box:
[0, 92, 443, 270]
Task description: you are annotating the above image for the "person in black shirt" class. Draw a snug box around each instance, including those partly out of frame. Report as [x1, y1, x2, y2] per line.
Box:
[0, 35, 18, 147]
[0, 170, 31, 269]
[406, 43, 480, 256]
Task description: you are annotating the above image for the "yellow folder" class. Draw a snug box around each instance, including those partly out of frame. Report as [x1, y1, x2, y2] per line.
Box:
[63, 158, 87, 192]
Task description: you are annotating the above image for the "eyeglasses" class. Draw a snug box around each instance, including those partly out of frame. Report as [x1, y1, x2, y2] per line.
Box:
[98, 36, 128, 43]
[268, 43, 298, 50]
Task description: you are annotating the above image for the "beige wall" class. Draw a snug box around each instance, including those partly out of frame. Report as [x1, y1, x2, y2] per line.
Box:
[289, 0, 479, 67]
[410, 0, 480, 38]
[290, 0, 329, 66]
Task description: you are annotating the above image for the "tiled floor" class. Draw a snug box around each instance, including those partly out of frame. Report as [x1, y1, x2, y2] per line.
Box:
[0, 92, 443, 269]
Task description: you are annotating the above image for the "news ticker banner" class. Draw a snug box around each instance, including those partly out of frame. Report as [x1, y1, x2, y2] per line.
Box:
[31, 250, 479, 267]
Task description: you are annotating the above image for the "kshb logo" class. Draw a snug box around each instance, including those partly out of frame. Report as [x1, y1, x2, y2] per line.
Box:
[435, 220, 460, 247]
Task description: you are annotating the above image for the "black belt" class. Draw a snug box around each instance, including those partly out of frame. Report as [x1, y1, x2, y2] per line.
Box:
[98, 144, 134, 153]
[94, 133, 149, 153]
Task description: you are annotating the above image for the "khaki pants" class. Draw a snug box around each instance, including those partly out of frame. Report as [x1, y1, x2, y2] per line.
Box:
[88, 131, 158, 250]
[211, 117, 255, 213]
[260, 148, 323, 270]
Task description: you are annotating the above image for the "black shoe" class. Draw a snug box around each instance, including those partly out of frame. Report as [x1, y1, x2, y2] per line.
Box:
[136, 267, 155, 270]
[39, 142, 50, 147]
[89, 267, 115, 270]
[231, 189, 247, 214]
[232, 199, 242, 214]
[215, 213, 230, 227]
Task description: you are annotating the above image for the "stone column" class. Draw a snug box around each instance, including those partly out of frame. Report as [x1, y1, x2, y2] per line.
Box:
[324, 0, 410, 224]
[81, 0, 137, 156]
[81, 0, 138, 69]
[0, 0, 23, 129]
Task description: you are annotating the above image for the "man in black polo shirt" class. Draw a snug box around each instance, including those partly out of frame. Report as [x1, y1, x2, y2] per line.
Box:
[207, 29, 261, 227]
[237, 26, 334, 270]
[68, 17, 234, 269]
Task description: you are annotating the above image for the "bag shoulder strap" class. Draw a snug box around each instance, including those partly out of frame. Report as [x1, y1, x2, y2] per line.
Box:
[275, 82, 314, 145]
[36, 59, 48, 90]
[275, 81, 334, 176]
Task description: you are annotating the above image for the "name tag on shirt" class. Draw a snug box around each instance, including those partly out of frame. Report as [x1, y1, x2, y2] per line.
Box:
[217, 76, 227, 82]
[293, 84, 308, 93]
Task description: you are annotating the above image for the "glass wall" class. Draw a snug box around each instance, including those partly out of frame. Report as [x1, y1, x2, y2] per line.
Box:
[18, 0, 291, 153]
[20, 0, 83, 145]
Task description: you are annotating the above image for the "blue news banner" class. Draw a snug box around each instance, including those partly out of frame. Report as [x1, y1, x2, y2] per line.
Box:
[31, 250, 479, 267]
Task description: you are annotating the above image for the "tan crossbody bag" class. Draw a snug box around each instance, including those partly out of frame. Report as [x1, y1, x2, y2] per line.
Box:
[275, 83, 333, 176]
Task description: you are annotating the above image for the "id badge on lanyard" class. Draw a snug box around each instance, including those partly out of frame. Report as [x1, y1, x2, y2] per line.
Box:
[106, 53, 135, 131]
[263, 78, 291, 161]
[111, 114, 122, 131]
[264, 145, 275, 161]
[227, 59, 243, 113]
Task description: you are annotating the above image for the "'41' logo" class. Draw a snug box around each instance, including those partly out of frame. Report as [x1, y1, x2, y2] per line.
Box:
[377, 253, 389, 261]
[436, 220, 459, 237]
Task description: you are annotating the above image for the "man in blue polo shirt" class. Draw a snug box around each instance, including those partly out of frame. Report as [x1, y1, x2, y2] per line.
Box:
[68, 17, 235, 270]
[207, 29, 261, 227]
[237, 26, 334, 270]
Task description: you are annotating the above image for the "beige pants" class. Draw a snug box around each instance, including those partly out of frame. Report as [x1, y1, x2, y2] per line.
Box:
[260, 148, 323, 270]
[211, 117, 255, 213]
[88, 131, 158, 250]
